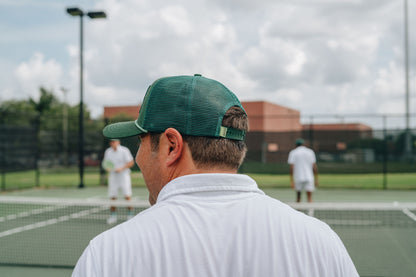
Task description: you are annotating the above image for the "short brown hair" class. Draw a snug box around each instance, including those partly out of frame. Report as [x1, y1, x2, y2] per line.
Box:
[147, 106, 248, 170]
[183, 106, 248, 170]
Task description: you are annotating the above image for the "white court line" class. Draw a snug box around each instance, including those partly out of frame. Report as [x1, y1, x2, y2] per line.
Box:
[86, 195, 105, 200]
[402, 208, 416, 222]
[325, 219, 382, 226]
[86, 196, 141, 201]
[304, 209, 381, 226]
[0, 206, 107, 239]
[0, 196, 150, 207]
[0, 205, 66, 223]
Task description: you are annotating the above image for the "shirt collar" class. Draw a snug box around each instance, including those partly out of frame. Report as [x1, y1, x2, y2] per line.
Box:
[157, 173, 264, 203]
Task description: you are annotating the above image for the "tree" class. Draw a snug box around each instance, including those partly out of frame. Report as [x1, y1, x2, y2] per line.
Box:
[0, 87, 105, 167]
[394, 132, 415, 158]
[0, 99, 38, 126]
[347, 138, 386, 161]
[29, 87, 58, 114]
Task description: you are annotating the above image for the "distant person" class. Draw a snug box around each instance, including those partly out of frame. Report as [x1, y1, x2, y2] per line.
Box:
[102, 139, 135, 224]
[73, 74, 357, 277]
[288, 138, 318, 202]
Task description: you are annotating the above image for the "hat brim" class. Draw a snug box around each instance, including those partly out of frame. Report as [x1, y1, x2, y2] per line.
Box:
[295, 138, 304, 145]
[103, 121, 146, 139]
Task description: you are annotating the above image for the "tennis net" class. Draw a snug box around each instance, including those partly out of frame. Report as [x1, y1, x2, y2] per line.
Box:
[1, 197, 415, 276]
[291, 202, 416, 277]
[0, 196, 150, 268]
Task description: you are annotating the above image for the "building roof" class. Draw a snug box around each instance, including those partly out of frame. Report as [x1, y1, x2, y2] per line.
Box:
[104, 106, 139, 119]
[103, 101, 371, 133]
[303, 123, 372, 131]
[242, 101, 302, 132]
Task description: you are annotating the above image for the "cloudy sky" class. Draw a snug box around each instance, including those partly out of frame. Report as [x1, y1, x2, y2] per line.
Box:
[0, 0, 415, 129]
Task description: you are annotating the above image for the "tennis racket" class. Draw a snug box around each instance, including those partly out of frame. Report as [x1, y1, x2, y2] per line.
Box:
[102, 160, 115, 171]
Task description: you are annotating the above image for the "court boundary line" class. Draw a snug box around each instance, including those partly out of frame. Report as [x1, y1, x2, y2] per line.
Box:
[402, 208, 416, 222]
[0, 196, 149, 207]
[0, 206, 107, 239]
[289, 202, 416, 210]
[0, 205, 66, 223]
[292, 202, 416, 227]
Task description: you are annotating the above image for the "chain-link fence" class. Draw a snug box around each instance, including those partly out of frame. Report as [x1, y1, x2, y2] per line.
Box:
[242, 114, 416, 183]
[245, 128, 416, 164]
[0, 110, 141, 190]
[1, 111, 415, 190]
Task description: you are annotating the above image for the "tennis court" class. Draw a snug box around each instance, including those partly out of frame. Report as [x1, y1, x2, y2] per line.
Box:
[1, 187, 416, 277]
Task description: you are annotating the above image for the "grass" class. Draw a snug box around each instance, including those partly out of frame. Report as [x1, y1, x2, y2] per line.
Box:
[248, 173, 416, 189]
[0, 170, 146, 191]
[1, 168, 415, 191]
[240, 161, 416, 174]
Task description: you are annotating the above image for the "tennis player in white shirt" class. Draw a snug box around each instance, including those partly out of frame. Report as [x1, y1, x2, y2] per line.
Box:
[102, 139, 134, 224]
[73, 74, 358, 277]
[288, 138, 319, 202]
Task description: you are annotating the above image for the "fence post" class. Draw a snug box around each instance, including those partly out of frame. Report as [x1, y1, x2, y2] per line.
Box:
[99, 118, 109, 186]
[35, 113, 41, 187]
[382, 115, 387, 190]
[309, 115, 314, 150]
[261, 142, 267, 164]
[0, 112, 5, 191]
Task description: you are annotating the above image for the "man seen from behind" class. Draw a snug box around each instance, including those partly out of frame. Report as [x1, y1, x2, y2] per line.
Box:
[73, 74, 357, 277]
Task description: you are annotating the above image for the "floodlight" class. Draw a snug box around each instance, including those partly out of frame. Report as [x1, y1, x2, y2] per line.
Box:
[87, 11, 107, 19]
[67, 7, 83, 16]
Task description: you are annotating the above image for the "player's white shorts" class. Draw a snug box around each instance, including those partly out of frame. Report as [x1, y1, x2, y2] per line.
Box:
[108, 173, 132, 198]
[294, 180, 315, 192]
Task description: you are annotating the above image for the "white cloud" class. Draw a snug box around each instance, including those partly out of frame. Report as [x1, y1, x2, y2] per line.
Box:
[159, 6, 192, 36]
[373, 62, 403, 97]
[275, 88, 303, 106]
[14, 53, 63, 99]
[0, 0, 415, 128]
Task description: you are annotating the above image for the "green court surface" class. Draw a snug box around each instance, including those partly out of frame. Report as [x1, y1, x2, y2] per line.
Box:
[1, 186, 416, 277]
[4, 186, 416, 202]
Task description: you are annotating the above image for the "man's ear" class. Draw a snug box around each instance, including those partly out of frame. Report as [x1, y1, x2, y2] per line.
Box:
[163, 128, 184, 166]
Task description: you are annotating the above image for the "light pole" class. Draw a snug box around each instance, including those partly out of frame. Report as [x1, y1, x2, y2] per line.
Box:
[403, 0, 411, 159]
[66, 7, 107, 188]
[61, 87, 69, 167]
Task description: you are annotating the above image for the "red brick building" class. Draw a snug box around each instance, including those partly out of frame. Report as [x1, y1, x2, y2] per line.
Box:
[104, 106, 140, 119]
[103, 101, 372, 163]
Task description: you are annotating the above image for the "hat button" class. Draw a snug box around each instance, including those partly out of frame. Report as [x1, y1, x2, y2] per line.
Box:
[194, 74, 202, 76]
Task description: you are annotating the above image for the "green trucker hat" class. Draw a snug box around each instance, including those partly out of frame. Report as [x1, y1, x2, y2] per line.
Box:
[295, 138, 304, 146]
[103, 74, 246, 140]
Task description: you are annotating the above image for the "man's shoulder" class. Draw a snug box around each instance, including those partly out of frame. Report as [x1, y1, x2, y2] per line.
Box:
[304, 147, 316, 157]
[91, 206, 162, 244]
[119, 145, 133, 155]
[118, 145, 130, 151]
[288, 147, 303, 157]
[296, 146, 315, 154]
[104, 147, 113, 155]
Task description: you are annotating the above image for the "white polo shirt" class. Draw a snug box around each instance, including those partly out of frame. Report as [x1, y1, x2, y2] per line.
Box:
[72, 174, 358, 277]
[288, 146, 317, 183]
[103, 145, 133, 175]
